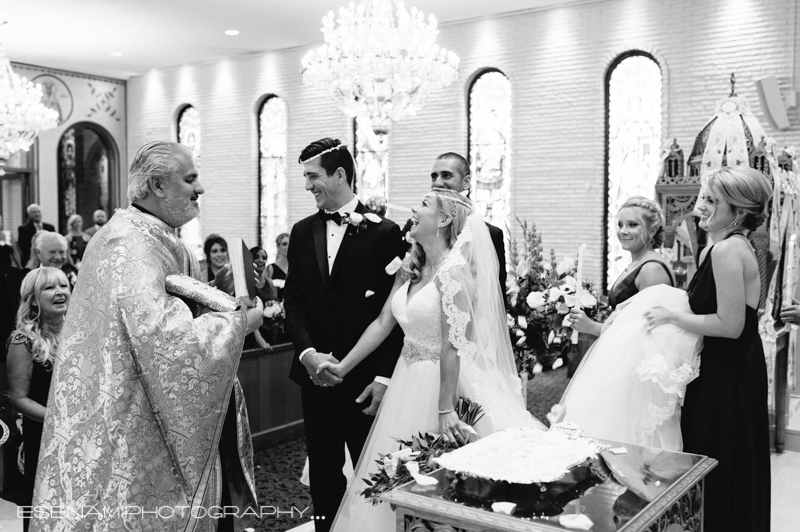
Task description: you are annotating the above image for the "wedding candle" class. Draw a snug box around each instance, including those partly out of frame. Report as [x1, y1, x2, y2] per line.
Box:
[785, 234, 797, 331]
[571, 244, 587, 343]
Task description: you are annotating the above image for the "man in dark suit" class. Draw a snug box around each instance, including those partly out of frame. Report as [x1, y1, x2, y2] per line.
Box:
[17, 203, 55, 267]
[284, 138, 405, 531]
[84, 209, 108, 238]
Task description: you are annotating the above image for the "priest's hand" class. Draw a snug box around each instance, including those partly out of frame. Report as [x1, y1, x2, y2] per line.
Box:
[243, 297, 264, 335]
[780, 298, 800, 325]
[210, 264, 235, 295]
[356, 381, 387, 416]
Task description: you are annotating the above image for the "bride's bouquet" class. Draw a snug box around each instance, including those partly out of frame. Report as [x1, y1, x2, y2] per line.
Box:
[507, 218, 609, 378]
[360, 397, 484, 505]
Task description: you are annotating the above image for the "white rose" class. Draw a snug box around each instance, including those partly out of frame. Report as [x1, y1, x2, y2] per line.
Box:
[580, 292, 598, 307]
[526, 291, 546, 310]
[557, 257, 575, 276]
[348, 212, 364, 224]
[517, 316, 528, 329]
[364, 212, 381, 223]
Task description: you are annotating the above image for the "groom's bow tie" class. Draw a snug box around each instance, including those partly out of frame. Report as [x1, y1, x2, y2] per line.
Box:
[320, 210, 344, 225]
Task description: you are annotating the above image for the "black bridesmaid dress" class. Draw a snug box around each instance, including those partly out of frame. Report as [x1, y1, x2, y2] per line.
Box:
[682, 232, 770, 532]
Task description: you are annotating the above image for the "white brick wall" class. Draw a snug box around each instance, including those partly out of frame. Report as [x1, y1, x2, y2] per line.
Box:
[127, 0, 800, 283]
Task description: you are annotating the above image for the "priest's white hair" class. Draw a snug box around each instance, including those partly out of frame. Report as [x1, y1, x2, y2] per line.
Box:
[127, 141, 192, 204]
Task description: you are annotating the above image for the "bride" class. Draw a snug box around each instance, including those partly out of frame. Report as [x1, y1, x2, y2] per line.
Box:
[319, 188, 545, 531]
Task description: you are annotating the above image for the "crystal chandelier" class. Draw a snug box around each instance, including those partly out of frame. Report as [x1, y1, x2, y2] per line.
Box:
[0, 46, 59, 175]
[301, 0, 459, 134]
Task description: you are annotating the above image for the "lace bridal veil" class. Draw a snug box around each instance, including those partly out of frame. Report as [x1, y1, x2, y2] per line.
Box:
[443, 213, 546, 432]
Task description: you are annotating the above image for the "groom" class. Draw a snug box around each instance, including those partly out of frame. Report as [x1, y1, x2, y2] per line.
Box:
[284, 138, 405, 531]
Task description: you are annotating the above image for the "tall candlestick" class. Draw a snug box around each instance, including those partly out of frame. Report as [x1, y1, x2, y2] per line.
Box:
[571, 244, 587, 343]
[785, 234, 797, 331]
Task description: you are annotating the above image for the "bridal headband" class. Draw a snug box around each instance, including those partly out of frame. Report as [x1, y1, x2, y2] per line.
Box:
[428, 188, 473, 211]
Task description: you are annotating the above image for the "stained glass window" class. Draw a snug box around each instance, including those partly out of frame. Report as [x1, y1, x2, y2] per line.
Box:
[354, 117, 389, 202]
[606, 54, 662, 289]
[258, 96, 288, 258]
[177, 105, 204, 261]
[469, 70, 512, 231]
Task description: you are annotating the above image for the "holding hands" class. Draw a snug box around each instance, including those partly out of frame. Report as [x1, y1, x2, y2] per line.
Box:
[302, 350, 344, 387]
[438, 410, 474, 447]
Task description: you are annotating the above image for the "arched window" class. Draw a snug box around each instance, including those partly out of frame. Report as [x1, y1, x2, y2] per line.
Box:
[258, 95, 288, 258]
[468, 70, 512, 230]
[176, 105, 204, 261]
[354, 117, 389, 202]
[605, 53, 662, 289]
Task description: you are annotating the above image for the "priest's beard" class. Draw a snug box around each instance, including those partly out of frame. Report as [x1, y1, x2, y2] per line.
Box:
[161, 195, 199, 228]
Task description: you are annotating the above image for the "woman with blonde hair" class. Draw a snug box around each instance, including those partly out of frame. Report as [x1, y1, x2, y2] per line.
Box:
[569, 196, 674, 336]
[321, 189, 545, 532]
[644, 166, 771, 531]
[64, 214, 90, 265]
[6, 267, 71, 531]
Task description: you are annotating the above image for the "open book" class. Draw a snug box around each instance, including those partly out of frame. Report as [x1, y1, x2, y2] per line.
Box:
[227, 238, 257, 302]
[165, 238, 256, 312]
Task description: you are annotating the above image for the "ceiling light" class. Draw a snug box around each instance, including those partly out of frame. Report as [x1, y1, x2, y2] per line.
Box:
[0, 47, 59, 175]
[301, 0, 459, 134]
[224, 30, 240, 36]
[110, 51, 123, 57]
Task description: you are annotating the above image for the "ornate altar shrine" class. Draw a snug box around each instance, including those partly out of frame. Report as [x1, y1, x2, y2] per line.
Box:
[655, 75, 785, 297]
[381, 439, 717, 532]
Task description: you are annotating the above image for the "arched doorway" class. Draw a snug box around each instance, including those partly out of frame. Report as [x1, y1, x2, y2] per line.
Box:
[57, 122, 118, 233]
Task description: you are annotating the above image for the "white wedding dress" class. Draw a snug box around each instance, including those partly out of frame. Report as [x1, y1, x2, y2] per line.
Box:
[556, 285, 702, 451]
[330, 216, 545, 532]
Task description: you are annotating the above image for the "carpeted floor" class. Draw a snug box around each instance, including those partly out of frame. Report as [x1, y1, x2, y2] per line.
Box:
[251, 366, 570, 532]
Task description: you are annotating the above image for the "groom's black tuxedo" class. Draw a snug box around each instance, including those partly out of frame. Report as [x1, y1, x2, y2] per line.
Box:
[285, 200, 404, 530]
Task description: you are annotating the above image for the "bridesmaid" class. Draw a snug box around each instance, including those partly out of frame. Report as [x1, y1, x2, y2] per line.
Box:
[570, 196, 674, 337]
[268, 232, 289, 300]
[645, 166, 771, 532]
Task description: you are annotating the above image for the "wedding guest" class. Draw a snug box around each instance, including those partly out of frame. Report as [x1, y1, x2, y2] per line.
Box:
[30, 232, 79, 290]
[18, 204, 55, 267]
[569, 196, 674, 336]
[244, 246, 279, 351]
[84, 209, 107, 238]
[268, 232, 290, 300]
[31, 141, 262, 531]
[0, 214, 21, 268]
[644, 166, 771, 532]
[64, 214, 90, 265]
[201, 234, 228, 283]
[7, 267, 70, 532]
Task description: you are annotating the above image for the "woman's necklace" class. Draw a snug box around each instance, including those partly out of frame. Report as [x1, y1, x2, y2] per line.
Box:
[422, 253, 447, 278]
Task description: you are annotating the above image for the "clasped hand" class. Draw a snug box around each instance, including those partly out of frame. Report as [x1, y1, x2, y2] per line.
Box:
[567, 307, 594, 333]
[303, 351, 343, 387]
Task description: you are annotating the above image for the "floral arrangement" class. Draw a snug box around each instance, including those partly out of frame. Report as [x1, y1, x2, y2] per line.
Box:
[361, 397, 484, 505]
[506, 217, 608, 379]
[262, 300, 285, 342]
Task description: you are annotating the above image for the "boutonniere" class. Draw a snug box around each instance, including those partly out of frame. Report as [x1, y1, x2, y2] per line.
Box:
[342, 212, 381, 235]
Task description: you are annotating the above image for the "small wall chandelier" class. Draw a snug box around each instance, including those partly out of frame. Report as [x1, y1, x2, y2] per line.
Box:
[301, 0, 459, 134]
[0, 42, 59, 175]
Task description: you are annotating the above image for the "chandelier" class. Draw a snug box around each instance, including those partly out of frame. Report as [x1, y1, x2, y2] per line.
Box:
[301, 0, 459, 134]
[0, 46, 59, 175]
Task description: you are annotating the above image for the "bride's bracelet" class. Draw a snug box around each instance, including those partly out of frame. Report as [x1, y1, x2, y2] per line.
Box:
[438, 408, 455, 415]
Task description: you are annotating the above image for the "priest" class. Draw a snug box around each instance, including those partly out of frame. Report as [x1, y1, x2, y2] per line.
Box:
[31, 141, 263, 532]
